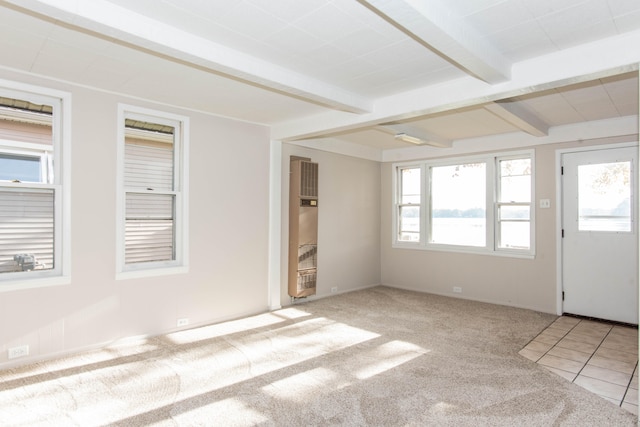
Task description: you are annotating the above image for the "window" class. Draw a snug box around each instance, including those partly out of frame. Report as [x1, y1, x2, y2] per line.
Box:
[0, 84, 70, 288]
[393, 151, 534, 257]
[397, 166, 421, 242]
[117, 105, 189, 278]
[578, 161, 631, 232]
[430, 162, 486, 247]
[497, 157, 532, 249]
[0, 152, 46, 182]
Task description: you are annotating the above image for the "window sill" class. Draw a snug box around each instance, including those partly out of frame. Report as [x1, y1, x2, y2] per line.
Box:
[0, 275, 71, 293]
[392, 242, 535, 259]
[116, 265, 188, 281]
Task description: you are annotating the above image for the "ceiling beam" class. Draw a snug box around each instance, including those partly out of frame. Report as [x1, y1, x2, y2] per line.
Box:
[484, 101, 549, 137]
[382, 115, 638, 162]
[272, 29, 640, 141]
[3, 0, 373, 114]
[357, 0, 511, 84]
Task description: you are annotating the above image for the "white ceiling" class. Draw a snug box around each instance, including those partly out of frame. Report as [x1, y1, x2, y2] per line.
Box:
[0, 0, 638, 160]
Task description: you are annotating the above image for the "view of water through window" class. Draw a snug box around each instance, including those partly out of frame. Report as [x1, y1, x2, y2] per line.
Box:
[430, 163, 486, 246]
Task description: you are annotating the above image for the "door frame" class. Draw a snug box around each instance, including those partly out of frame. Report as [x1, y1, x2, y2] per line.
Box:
[555, 141, 639, 317]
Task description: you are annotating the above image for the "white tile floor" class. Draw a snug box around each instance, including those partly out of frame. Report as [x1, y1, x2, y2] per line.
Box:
[520, 316, 638, 414]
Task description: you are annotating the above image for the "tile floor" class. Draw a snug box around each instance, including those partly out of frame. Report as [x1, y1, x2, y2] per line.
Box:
[519, 316, 638, 415]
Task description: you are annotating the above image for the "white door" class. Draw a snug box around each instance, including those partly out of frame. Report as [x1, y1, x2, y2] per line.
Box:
[561, 145, 638, 324]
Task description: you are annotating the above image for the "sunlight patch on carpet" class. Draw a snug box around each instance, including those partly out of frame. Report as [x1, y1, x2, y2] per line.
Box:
[263, 367, 339, 402]
[355, 340, 430, 380]
[173, 396, 270, 425]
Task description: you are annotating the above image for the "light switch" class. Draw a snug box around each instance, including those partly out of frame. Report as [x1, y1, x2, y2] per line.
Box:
[539, 199, 551, 209]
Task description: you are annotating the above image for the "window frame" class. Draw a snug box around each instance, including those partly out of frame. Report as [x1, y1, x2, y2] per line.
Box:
[495, 154, 534, 253]
[395, 164, 424, 243]
[116, 104, 189, 279]
[0, 81, 71, 292]
[392, 150, 535, 258]
[427, 159, 492, 248]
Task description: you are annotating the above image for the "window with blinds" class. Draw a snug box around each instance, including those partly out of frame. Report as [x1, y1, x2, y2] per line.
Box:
[0, 96, 58, 277]
[0, 189, 54, 273]
[118, 105, 188, 277]
[124, 125, 176, 265]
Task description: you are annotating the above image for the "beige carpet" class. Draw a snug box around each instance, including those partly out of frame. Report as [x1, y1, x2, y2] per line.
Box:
[0, 286, 636, 426]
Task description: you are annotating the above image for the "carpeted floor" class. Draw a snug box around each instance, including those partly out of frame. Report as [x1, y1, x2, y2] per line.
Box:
[0, 286, 637, 426]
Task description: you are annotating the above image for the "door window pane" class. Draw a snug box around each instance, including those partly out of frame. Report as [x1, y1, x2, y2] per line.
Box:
[431, 163, 486, 246]
[578, 162, 631, 232]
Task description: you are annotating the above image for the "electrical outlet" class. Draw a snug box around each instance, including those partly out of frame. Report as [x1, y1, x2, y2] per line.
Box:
[453, 286, 462, 294]
[8, 345, 29, 359]
[177, 318, 189, 327]
[331, 287, 338, 293]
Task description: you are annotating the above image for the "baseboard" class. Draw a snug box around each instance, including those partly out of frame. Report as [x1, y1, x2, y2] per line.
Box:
[381, 283, 556, 315]
[285, 283, 381, 306]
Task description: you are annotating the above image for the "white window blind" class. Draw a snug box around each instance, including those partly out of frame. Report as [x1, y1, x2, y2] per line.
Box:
[124, 132, 176, 265]
[125, 192, 175, 264]
[0, 188, 54, 273]
[124, 143, 173, 190]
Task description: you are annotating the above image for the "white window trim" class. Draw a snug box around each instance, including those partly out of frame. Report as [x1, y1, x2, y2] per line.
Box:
[392, 149, 535, 259]
[494, 153, 536, 256]
[395, 163, 424, 244]
[116, 104, 189, 280]
[0, 80, 71, 292]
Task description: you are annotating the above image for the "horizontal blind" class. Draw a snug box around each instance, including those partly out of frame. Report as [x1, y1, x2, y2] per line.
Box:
[124, 143, 173, 190]
[0, 189, 54, 273]
[125, 192, 174, 264]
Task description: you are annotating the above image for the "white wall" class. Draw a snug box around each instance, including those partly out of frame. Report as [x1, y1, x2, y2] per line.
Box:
[0, 70, 271, 369]
[280, 144, 381, 307]
[380, 136, 637, 314]
[0, 67, 633, 369]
